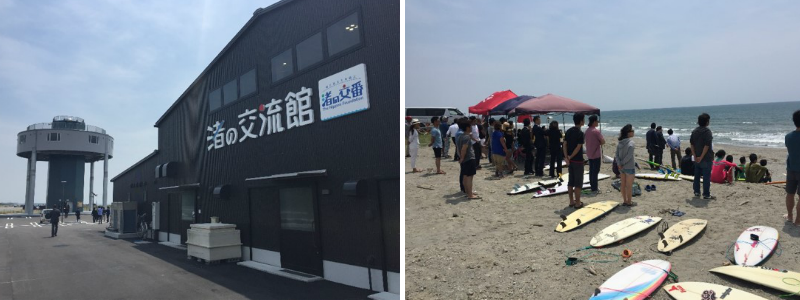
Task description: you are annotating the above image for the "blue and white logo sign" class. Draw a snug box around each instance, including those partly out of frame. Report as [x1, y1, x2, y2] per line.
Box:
[318, 63, 369, 121]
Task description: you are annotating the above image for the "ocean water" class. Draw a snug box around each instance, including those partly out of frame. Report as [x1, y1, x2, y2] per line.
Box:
[598, 101, 800, 148]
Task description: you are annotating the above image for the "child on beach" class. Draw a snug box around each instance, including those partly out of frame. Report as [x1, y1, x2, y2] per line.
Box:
[491, 122, 508, 178]
[759, 159, 772, 183]
[711, 150, 738, 184]
[408, 119, 421, 173]
[736, 156, 747, 180]
[680, 148, 694, 176]
[615, 124, 636, 207]
[458, 119, 480, 199]
[428, 117, 446, 175]
[745, 153, 767, 183]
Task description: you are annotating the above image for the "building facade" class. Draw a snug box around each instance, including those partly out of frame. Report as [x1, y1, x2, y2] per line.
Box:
[111, 0, 399, 293]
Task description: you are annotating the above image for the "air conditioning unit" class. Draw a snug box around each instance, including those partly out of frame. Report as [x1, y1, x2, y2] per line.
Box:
[152, 201, 160, 230]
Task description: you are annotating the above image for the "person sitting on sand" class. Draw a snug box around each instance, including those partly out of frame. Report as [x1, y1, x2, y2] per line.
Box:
[615, 124, 637, 207]
[745, 153, 768, 183]
[680, 147, 695, 176]
[736, 156, 747, 180]
[784, 109, 800, 225]
[711, 150, 738, 184]
[759, 159, 772, 183]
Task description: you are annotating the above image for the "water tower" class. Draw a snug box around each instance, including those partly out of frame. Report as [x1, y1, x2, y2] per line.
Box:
[16, 116, 114, 215]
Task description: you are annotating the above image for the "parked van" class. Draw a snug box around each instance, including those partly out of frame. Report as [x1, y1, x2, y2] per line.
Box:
[405, 107, 465, 125]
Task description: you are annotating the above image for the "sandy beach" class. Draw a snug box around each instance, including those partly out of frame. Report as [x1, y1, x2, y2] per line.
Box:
[405, 134, 800, 299]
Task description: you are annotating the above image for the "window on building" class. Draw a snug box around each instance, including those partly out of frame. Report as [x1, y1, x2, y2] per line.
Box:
[239, 69, 257, 97]
[47, 133, 60, 141]
[18, 135, 26, 144]
[279, 187, 315, 231]
[296, 33, 323, 71]
[89, 135, 99, 144]
[222, 80, 238, 105]
[209, 88, 222, 111]
[327, 12, 361, 56]
[271, 49, 294, 82]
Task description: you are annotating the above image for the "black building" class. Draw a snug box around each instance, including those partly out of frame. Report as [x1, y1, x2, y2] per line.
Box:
[111, 0, 399, 294]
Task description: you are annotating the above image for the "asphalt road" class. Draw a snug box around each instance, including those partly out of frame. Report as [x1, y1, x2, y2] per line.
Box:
[0, 215, 373, 300]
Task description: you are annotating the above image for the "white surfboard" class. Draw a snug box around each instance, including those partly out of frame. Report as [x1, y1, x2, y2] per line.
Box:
[709, 265, 800, 294]
[555, 201, 618, 232]
[507, 173, 569, 195]
[635, 173, 681, 181]
[663, 282, 768, 300]
[590, 260, 671, 300]
[733, 226, 779, 266]
[590, 216, 662, 247]
[658, 219, 707, 252]
[532, 173, 610, 198]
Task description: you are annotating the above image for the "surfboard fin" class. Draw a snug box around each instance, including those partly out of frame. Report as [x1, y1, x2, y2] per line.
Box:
[576, 219, 582, 226]
[661, 240, 668, 248]
[658, 232, 665, 239]
[560, 215, 567, 221]
[678, 235, 683, 243]
[594, 288, 601, 296]
[559, 222, 566, 228]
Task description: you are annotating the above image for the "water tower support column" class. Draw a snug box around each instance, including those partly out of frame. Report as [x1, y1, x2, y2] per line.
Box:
[103, 140, 108, 206]
[25, 149, 36, 215]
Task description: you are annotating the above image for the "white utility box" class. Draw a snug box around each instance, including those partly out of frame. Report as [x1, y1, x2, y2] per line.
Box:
[186, 223, 242, 262]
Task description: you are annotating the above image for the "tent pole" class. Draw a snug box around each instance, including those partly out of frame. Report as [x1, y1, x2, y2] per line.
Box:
[562, 114, 565, 132]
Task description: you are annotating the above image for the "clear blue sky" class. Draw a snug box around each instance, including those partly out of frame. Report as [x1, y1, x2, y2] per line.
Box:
[406, 0, 800, 113]
[0, 0, 278, 204]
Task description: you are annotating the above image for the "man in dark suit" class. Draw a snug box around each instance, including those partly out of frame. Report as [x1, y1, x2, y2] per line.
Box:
[532, 116, 547, 176]
[655, 126, 666, 170]
[50, 208, 61, 237]
[646, 123, 657, 169]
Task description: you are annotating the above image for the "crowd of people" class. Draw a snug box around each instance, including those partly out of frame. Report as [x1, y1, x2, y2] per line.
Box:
[406, 110, 800, 225]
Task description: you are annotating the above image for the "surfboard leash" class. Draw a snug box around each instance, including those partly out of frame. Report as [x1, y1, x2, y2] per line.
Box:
[779, 277, 800, 299]
[564, 246, 619, 265]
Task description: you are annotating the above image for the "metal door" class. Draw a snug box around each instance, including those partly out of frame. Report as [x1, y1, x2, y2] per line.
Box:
[179, 190, 196, 244]
[278, 185, 322, 276]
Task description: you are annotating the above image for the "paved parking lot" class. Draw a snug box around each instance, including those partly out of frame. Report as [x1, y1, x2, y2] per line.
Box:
[0, 215, 373, 300]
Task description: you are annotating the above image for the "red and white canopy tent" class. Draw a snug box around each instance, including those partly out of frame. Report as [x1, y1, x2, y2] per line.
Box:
[468, 90, 518, 115]
[512, 93, 601, 131]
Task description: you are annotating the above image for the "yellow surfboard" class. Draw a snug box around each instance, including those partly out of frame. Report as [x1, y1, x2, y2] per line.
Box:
[709, 265, 800, 294]
[658, 219, 707, 252]
[555, 201, 619, 233]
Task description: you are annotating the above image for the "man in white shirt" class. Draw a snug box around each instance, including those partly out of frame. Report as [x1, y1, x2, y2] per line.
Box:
[447, 121, 460, 161]
[666, 128, 682, 169]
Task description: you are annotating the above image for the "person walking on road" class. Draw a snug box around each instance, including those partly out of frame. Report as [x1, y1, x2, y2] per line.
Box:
[50, 208, 61, 237]
[690, 113, 715, 199]
[105, 206, 110, 223]
[97, 206, 104, 224]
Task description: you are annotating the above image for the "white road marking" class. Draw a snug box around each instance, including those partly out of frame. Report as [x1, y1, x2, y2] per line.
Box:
[4, 223, 8, 229]
[10, 223, 13, 228]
